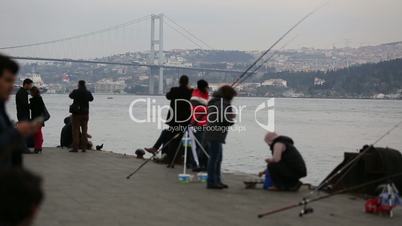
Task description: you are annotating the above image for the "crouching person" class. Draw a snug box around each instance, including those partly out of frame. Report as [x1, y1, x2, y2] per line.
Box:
[204, 85, 237, 189]
[261, 132, 307, 191]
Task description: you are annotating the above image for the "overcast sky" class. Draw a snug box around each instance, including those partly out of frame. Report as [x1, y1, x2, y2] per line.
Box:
[1, 0, 402, 57]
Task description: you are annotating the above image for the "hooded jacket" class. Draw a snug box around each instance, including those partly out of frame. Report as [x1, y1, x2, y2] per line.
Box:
[203, 90, 235, 143]
[190, 88, 209, 127]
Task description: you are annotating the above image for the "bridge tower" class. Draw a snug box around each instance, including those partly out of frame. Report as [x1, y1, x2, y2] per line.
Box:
[148, 14, 165, 95]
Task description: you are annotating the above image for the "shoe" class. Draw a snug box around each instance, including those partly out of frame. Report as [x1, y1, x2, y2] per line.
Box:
[34, 149, 42, 154]
[144, 147, 157, 154]
[81, 149, 86, 152]
[219, 183, 229, 189]
[207, 184, 224, 189]
[69, 149, 78, 153]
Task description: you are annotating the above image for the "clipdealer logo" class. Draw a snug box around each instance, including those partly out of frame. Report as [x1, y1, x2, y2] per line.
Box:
[128, 97, 275, 131]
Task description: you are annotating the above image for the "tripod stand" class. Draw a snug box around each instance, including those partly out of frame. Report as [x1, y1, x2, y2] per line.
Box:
[167, 126, 209, 172]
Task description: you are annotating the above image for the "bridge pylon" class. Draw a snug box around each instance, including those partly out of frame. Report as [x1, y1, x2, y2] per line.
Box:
[148, 13, 165, 95]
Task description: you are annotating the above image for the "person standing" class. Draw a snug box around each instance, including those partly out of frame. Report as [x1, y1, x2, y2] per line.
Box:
[190, 79, 209, 171]
[0, 54, 38, 169]
[29, 86, 47, 153]
[204, 85, 237, 189]
[15, 78, 33, 122]
[164, 75, 193, 164]
[69, 80, 93, 152]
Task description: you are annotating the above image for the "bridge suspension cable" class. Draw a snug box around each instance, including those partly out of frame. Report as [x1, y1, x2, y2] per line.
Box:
[164, 20, 205, 49]
[164, 16, 213, 49]
[0, 15, 150, 50]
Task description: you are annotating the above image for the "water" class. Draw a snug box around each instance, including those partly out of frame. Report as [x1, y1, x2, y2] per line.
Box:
[6, 94, 402, 184]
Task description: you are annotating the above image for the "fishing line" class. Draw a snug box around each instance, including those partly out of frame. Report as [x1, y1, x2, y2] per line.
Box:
[257, 171, 402, 218]
[231, 0, 330, 87]
[233, 35, 298, 86]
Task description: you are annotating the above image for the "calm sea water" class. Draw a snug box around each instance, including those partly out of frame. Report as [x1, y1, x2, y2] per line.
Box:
[6, 94, 402, 184]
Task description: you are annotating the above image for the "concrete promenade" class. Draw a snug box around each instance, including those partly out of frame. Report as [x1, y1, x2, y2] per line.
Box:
[24, 148, 401, 226]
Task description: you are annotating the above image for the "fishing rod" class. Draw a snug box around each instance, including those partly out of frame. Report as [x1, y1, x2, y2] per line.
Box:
[307, 120, 402, 197]
[126, 132, 182, 179]
[231, 0, 330, 87]
[233, 35, 298, 87]
[258, 171, 402, 218]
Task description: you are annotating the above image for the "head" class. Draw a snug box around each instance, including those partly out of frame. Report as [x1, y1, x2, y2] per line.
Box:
[78, 80, 86, 90]
[264, 132, 278, 145]
[0, 54, 19, 101]
[0, 169, 44, 226]
[216, 85, 237, 101]
[30, 86, 40, 97]
[22, 79, 33, 90]
[179, 75, 189, 87]
[197, 79, 209, 93]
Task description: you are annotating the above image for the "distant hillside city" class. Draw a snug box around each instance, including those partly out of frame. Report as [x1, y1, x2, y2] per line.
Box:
[17, 41, 402, 99]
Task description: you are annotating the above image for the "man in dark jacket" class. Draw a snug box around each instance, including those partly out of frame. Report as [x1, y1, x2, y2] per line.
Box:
[69, 80, 94, 152]
[0, 54, 38, 169]
[204, 85, 237, 189]
[164, 75, 193, 164]
[15, 78, 33, 121]
[262, 132, 307, 191]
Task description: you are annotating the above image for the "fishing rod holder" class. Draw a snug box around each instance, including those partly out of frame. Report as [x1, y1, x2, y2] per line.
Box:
[299, 198, 314, 217]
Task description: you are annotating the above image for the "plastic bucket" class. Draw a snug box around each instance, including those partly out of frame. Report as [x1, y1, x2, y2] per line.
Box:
[197, 172, 208, 183]
[178, 174, 192, 184]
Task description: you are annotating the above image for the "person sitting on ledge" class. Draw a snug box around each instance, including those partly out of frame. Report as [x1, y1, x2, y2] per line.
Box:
[259, 132, 307, 191]
[60, 115, 93, 150]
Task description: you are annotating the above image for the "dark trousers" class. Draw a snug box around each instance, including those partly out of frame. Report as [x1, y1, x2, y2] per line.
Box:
[72, 114, 89, 151]
[153, 129, 172, 154]
[165, 130, 184, 164]
[207, 141, 223, 186]
[268, 163, 300, 190]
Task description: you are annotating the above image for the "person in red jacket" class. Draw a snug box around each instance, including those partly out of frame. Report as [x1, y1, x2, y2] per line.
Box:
[190, 79, 209, 171]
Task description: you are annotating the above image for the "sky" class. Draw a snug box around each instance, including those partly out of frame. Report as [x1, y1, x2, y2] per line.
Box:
[1, 0, 402, 57]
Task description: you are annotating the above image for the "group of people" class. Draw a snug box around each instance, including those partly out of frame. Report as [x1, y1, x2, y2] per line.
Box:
[0, 54, 96, 225]
[15, 78, 48, 153]
[145, 75, 307, 190]
[0, 54, 44, 226]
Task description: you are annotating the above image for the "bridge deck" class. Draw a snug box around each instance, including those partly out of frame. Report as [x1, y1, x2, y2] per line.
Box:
[25, 148, 402, 226]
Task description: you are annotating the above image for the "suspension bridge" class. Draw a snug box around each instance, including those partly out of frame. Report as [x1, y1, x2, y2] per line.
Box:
[0, 13, 252, 94]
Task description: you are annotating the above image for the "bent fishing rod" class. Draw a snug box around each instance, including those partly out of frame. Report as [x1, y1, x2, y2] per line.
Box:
[126, 132, 182, 179]
[231, 0, 330, 87]
[306, 120, 402, 198]
[258, 171, 402, 218]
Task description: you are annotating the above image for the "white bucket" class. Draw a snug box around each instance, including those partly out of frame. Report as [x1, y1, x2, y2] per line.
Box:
[178, 174, 192, 184]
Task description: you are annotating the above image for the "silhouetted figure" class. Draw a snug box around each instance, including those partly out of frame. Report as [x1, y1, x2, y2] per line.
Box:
[0, 168, 44, 226]
[204, 85, 237, 189]
[69, 80, 94, 152]
[0, 54, 38, 169]
[29, 86, 48, 153]
[60, 115, 93, 150]
[15, 79, 33, 122]
[145, 75, 192, 165]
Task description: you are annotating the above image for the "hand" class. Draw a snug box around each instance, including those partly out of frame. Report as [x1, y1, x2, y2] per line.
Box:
[16, 122, 36, 137]
[258, 171, 265, 177]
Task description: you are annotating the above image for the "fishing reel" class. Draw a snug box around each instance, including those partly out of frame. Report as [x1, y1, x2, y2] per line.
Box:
[299, 198, 314, 217]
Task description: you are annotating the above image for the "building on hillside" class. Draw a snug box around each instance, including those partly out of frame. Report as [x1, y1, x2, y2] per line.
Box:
[314, 77, 326, 86]
[261, 79, 288, 88]
[95, 79, 126, 94]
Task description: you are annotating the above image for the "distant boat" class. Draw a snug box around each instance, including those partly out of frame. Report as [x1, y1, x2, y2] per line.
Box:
[107, 96, 114, 99]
